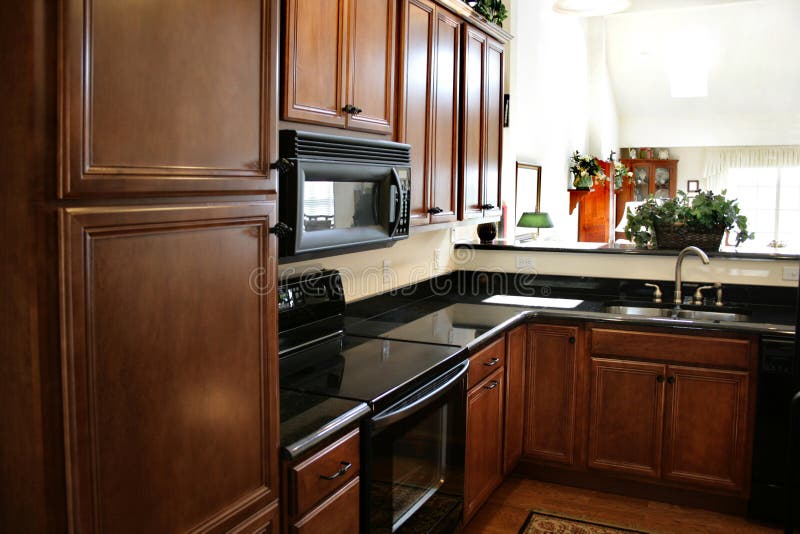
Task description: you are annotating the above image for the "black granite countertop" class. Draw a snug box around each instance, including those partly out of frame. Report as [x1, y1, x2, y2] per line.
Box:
[281, 271, 796, 461]
[279, 389, 369, 460]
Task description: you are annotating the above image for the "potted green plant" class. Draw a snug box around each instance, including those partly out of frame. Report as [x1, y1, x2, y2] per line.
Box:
[624, 190, 753, 251]
[472, 0, 508, 25]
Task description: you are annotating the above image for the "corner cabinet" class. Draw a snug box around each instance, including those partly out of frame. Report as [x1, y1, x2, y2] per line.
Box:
[460, 26, 504, 220]
[283, 0, 396, 134]
[397, 0, 461, 226]
[59, 0, 279, 196]
[59, 202, 281, 533]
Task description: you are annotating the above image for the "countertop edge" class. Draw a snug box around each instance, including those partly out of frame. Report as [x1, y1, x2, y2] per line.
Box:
[281, 402, 371, 460]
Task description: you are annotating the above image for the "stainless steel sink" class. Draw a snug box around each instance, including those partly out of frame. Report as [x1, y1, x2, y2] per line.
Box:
[602, 304, 751, 322]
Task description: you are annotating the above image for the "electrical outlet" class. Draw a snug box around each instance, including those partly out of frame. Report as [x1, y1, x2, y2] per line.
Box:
[783, 265, 800, 281]
[383, 259, 392, 284]
[434, 249, 443, 270]
[516, 255, 535, 269]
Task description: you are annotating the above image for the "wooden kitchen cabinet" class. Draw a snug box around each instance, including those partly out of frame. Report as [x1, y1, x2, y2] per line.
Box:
[59, 0, 279, 196]
[282, 429, 360, 533]
[465, 367, 505, 522]
[504, 324, 526, 475]
[284, 0, 396, 134]
[663, 365, 750, 492]
[587, 325, 756, 496]
[460, 26, 504, 220]
[59, 202, 280, 533]
[588, 358, 666, 479]
[397, 0, 461, 226]
[523, 324, 583, 467]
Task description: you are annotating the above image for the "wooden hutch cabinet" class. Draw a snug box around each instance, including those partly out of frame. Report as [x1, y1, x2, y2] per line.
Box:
[620, 159, 679, 202]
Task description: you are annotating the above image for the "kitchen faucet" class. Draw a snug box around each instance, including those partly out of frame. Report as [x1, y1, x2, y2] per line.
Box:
[674, 246, 710, 305]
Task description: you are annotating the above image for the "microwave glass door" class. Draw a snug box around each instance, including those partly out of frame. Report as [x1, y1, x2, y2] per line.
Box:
[296, 162, 399, 254]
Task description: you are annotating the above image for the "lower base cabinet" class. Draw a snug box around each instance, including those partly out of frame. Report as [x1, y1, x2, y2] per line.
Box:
[282, 428, 361, 534]
[464, 338, 506, 522]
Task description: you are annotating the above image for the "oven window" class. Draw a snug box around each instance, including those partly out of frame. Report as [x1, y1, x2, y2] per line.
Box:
[370, 388, 464, 533]
[303, 180, 380, 232]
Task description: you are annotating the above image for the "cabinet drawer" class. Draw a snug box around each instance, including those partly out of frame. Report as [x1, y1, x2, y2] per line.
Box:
[289, 429, 360, 519]
[590, 327, 752, 370]
[290, 477, 359, 534]
[468, 336, 506, 389]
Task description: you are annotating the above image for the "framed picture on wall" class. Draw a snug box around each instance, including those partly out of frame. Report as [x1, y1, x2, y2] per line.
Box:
[687, 179, 700, 193]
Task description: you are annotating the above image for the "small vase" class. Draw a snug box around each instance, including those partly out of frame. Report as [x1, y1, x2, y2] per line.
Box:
[573, 174, 593, 189]
[476, 222, 497, 244]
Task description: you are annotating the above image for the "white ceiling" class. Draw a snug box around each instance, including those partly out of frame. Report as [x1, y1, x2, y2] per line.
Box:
[604, 0, 800, 142]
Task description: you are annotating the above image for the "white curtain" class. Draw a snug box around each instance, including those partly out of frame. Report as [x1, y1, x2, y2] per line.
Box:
[702, 145, 800, 192]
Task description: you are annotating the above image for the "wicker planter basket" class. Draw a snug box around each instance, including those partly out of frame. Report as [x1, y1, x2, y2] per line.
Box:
[654, 223, 725, 251]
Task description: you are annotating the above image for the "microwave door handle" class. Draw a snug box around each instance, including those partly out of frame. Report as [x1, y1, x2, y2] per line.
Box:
[372, 182, 380, 225]
[371, 359, 468, 431]
[388, 168, 402, 236]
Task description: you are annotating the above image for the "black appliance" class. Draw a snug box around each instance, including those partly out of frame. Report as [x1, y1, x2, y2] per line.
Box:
[279, 270, 467, 533]
[277, 130, 411, 258]
[749, 275, 800, 525]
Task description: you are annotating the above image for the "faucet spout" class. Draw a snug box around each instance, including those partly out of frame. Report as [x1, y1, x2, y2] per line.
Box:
[674, 246, 710, 305]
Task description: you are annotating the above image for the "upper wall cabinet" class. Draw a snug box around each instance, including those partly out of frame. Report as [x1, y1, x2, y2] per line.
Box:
[460, 26, 504, 220]
[284, 0, 397, 135]
[397, 0, 460, 226]
[59, 0, 279, 197]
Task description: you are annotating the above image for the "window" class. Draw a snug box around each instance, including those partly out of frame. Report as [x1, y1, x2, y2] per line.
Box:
[724, 167, 800, 248]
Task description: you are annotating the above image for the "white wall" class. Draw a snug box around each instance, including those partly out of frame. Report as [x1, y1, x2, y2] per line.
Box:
[458, 248, 800, 287]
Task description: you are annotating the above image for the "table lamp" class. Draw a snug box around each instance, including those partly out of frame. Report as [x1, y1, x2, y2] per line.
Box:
[517, 211, 554, 241]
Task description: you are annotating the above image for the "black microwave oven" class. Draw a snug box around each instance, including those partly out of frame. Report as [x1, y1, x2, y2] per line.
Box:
[277, 130, 411, 258]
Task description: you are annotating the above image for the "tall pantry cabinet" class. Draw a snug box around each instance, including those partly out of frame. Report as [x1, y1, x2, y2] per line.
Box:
[3, 0, 282, 532]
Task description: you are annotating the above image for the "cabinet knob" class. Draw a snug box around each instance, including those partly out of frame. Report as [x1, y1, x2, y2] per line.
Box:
[483, 357, 500, 367]
[352, 106, 363, 116]
[569, 337, 576, 344]
[481, 203, 495, 210]
[319, 461, 352, 480]
[427, 207, 443, 214]
[484, 381, 499, 390]
[657, 375, 665, 383]
[270, 158, 294, 174]
[667, 376, 675, 385]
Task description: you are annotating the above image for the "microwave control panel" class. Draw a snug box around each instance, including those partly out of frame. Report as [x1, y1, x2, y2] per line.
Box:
[394, 167, 411, 238]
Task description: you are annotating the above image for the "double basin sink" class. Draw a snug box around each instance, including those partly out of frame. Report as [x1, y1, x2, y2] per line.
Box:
[602, 302, 752, 323]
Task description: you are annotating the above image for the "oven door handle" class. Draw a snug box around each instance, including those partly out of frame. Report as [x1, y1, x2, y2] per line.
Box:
[371, 359, 468, 430]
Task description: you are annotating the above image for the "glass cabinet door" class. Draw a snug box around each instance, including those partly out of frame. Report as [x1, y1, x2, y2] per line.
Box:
[653, 165, 672, 199]
[633, 164, 651, 201]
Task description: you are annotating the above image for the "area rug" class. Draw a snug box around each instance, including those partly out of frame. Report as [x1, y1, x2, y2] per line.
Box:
[518, 511, 647, 534]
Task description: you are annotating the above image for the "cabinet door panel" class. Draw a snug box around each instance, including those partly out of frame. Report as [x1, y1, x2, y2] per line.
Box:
[482, 38, 503, 216]
[524, 325, 580, 465]
[430, 10, 460, 224]
[348, 0, 396, 134]
[504, 325, 526, 474]
[588, 358, 666, 479]
[398, 0, 435, 225]
[60, 0, 278, 196]
[60, 202, 279, 533]
[284, 0, 347, 128]
[663, 366, 749, 493]
[460, 27, 486, 220]
[465, 369, 505, 522]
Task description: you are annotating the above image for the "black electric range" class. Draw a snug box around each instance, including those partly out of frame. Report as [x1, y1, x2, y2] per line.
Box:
[279, 270, 468, 533]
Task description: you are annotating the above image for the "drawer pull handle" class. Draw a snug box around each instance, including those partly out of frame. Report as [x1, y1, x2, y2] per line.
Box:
[484, 381, 499, 390]
[484, 357, 500, 367]
[320, 461, 352, 480]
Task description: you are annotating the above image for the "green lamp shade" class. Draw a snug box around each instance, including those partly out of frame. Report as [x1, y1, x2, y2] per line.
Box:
[517, 212, 554, 229]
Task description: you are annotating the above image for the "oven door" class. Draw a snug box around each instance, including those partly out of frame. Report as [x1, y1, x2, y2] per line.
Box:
[363, 360, 468, 533]
[293, 161, 405, 255]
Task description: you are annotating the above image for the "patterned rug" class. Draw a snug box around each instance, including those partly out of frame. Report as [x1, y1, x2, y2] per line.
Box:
[518, 511, 647, 534]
